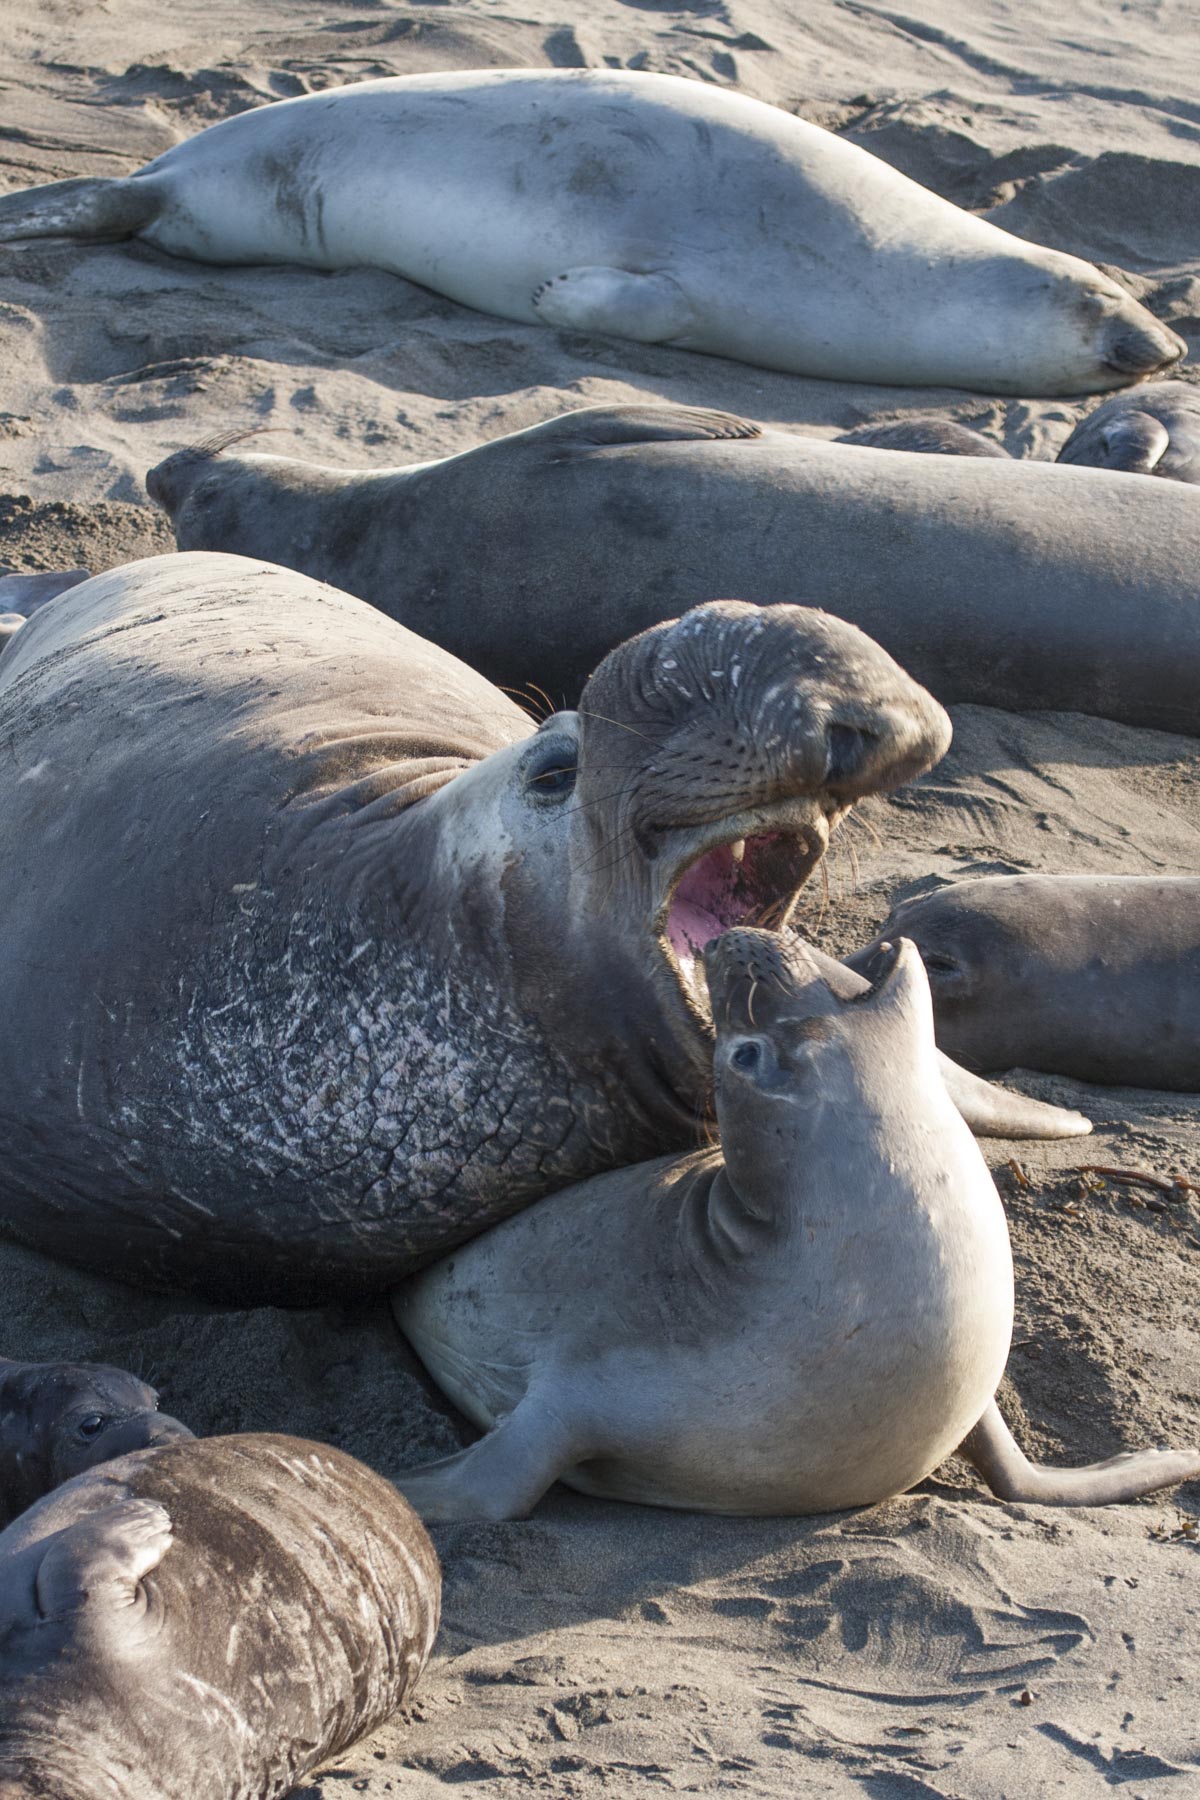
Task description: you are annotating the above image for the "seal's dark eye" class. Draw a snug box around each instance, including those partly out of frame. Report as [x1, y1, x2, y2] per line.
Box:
[76, 1414, 107, 1439]
[731, 1040, 761, 1072]
[526, 746, 578, 801]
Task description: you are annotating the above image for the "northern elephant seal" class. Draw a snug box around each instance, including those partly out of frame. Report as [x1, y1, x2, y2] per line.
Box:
[1058, 380, 1200, 482]
[847, 875, 1200, 1090]
[0, 69, 1183, 393]
[0, 570, 91, 658]
[395, 931, 1193, 1521]
[150, 403, 1200, 734]
[0, 551, 981, 1304]
[0, 1432, 439, 1799]
[0, 1357, 191, 1526]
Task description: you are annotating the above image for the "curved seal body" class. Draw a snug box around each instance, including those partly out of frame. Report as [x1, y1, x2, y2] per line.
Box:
[848, 875, 1200, 1089]
[0, 1357, 191, 1527]
[0, 551, 956, 1302]
[0, 1432, 439, 1800]
[396, 933, 1015, 1518]
[395, 931, 1197, 1522]
[0, 70, 1183, 393]
[150, 404, 1200, 734]
[1058, 380, 1200, 482]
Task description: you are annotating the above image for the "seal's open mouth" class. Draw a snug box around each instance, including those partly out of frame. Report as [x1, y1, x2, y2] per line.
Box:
[659, 819, 829, 1004]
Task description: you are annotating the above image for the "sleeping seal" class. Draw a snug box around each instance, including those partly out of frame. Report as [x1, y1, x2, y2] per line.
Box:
[149, 403, 1200, 734]
[1057, 380, 1200, 482]
[0, 1432, 439, 1799]
[847, 875, 1200, 1091]
[394, 931, 1195, 1520]
[0, 1357, 191, 1526]
[0, 551, 989, 1304]
[0, 69, 1182, 393]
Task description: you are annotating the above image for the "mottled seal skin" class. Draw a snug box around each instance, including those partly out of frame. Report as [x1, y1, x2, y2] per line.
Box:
[0, 1433, 439, 1800]
[0, 551, 963, 1304]
[835, 419, 1009, 457]
[148, 403, 1200, 735]
[394, 932, 1193, 1522]
[0, 69, 1183, 392]
[0, 1358, 192, 1527]
[847, 875, 1200, 1090]
[1057, 380, 1200, 482]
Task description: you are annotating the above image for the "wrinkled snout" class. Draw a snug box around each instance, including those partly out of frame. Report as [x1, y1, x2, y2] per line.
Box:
[80, 1409, 195, 1470]
[1103, 313, 1186, 378]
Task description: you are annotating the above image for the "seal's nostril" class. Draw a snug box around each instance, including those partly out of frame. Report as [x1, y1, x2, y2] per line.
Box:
[826, 722, 873, 785]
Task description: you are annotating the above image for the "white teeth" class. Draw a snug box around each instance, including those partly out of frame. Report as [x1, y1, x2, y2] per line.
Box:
[730, 839, 746, 866]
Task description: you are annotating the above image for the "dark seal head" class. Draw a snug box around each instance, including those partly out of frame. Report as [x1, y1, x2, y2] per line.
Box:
[1057, 380, 1200, 482]
[0, 1357, 192, 1526]
[0, 556, 950, 1302]
[0, 1432, 439, 1799]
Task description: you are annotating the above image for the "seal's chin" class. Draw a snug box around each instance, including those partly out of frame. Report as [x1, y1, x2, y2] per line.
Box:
[659, 819, 829, 1007]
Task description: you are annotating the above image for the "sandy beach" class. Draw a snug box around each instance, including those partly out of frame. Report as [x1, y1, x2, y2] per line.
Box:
[1, 0, 1198, 1792]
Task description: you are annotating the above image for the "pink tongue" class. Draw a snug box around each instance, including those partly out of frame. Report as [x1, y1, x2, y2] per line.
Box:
[668, 898, 727, 962]
[668, 846, 740, 963]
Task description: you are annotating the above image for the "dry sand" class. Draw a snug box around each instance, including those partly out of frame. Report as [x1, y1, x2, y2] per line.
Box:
[1, 0, 1199, 1793]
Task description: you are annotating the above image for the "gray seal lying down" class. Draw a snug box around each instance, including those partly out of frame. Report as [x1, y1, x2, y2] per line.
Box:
[0, 1433, 439, 1800]
[0, 1357, 191, 1526]
[394, 931, 1195, 1520]
[5, 552, 1013, 1305]
[848, 875, 1200, 1091]
[1058, 381, 1200, 482]
[0, 69, 1181, 393]
[148, 404, 1200, 734]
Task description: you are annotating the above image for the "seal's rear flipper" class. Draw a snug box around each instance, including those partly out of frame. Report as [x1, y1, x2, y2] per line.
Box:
[961, 1400, 1200, 1505]
[0, 175, 161, 244]
[532, 266, 695, 344]
[394, 1397, 582, 1523]
[35, 1498, 172, 1630]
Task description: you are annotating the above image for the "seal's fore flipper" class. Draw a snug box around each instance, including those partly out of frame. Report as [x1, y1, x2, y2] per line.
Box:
[961, 1400, 1200, 1505]
[801, 940, 1092, 1140]
[1062, 413, 1170, 474]
[393, 1395, 584, 1523]
[531, 267, 695, 343]
[0, 176, 161, 244]
[35, 1498, 172, 1630]
[539, 404, 762, 451]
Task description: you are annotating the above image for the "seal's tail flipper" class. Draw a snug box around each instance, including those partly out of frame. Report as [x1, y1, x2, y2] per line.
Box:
[961, 1400, 1200, 1505]
[392, 1395, 582, 1523]
[0, 175, 160, 244]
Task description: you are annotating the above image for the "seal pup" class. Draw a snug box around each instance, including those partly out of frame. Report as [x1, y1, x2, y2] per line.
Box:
[0, 1356, 191, 1526]
[1057, 381, 1200, 482]
[0, 1432, 439, 1799]
[847, 875, 1200, 1090]
[0, 69, 1182, 393]
[149, 404, 1200, 734]
[394, 931, 1195, 1521]
[1, 551, 992, 1304]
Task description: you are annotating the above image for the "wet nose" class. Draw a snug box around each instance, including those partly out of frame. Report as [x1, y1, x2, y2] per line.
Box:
[823, 694, 951, 802]
[1104, 316, 1186, 376]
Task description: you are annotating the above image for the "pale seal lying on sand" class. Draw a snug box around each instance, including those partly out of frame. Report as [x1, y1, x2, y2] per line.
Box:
[0, 69, 1183, 392]
[6, 551, 1025, 1305]
[395, 930, 1195, 1521]
[0, 1433, 439, 1799]
[848, 875, 1200, 1090]
[149, 403, 1200, 734]
[1058, 380, 1200, 481]
[0, 1357, 191, 1527]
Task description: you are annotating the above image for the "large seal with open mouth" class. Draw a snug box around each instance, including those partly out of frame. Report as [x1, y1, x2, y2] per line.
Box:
[0, 68, 1182, 393]
[148, 402, 1200, 735]
[0, 1433, 439, 1800]
[395, 932, 1197, 1521]
[0, 551, 978, 1304]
